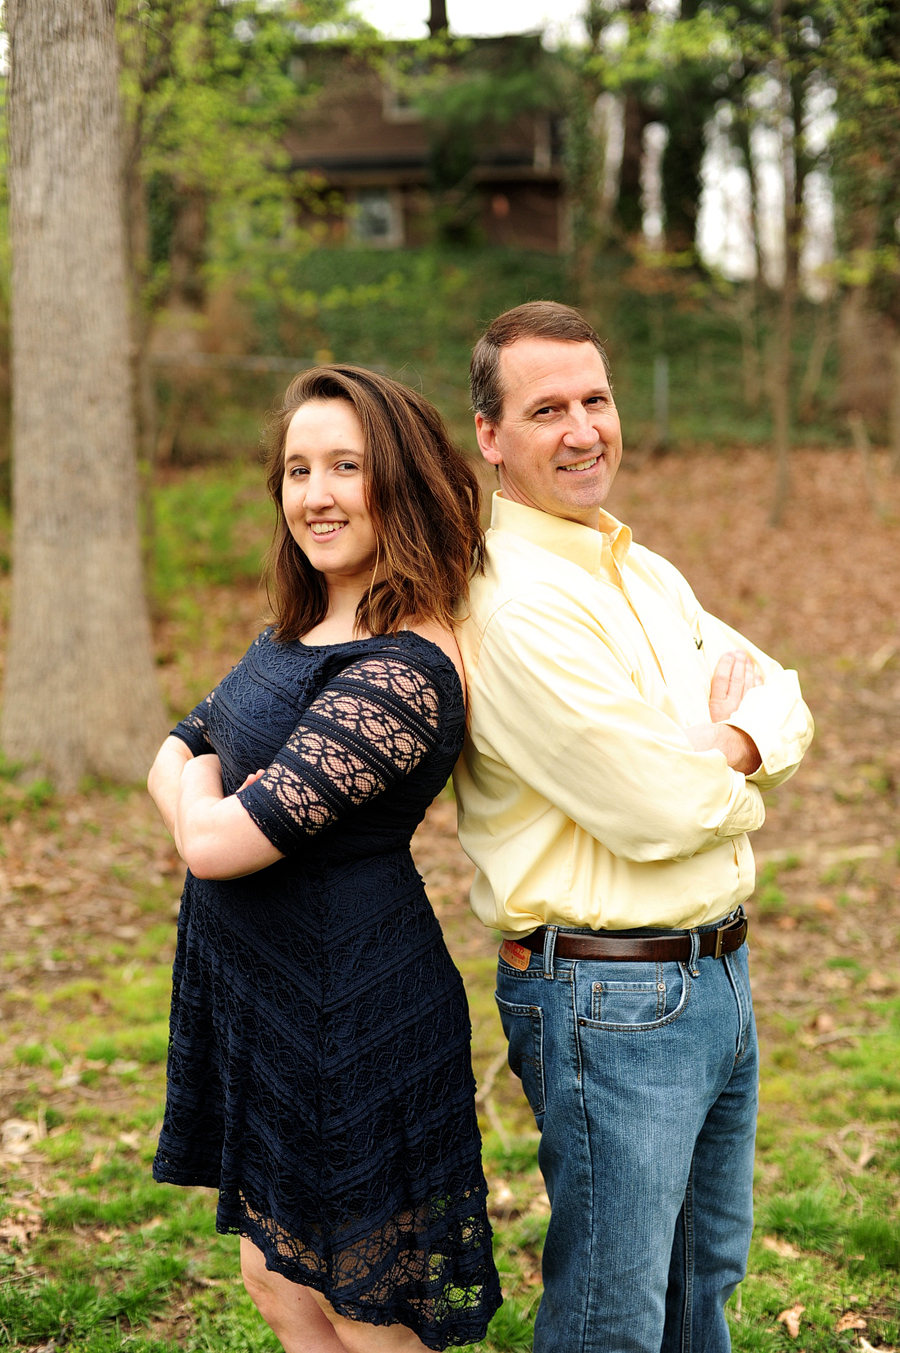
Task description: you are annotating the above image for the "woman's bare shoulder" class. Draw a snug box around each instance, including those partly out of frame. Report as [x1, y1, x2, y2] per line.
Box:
[407, 619, 466, 697]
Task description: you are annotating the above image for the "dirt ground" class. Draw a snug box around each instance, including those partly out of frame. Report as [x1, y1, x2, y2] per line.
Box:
[1, 446, 899, 1101]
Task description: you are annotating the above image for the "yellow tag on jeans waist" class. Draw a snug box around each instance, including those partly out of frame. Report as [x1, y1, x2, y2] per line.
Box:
[500, 940, 531, 971]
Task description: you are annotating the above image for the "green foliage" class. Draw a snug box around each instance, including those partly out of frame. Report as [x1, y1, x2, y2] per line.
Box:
[116, 0, 367, 317]
[152, 462, 270, 600]
[826, 0, 900, 324]
[229, 244, 840, 451]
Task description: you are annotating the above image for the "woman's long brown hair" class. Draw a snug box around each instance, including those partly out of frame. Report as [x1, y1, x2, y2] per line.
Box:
[264, 365, 485, 641]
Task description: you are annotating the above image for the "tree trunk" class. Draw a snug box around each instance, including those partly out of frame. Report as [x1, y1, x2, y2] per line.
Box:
[616, 0, 651, 239]
[3, 0, 166, 788]
[797, 301, 831, 422]
[618, 92, 652, 237]
[122, 115, 159, 573]
[428, 0, 448, 36]
[769, 0, 797, 527]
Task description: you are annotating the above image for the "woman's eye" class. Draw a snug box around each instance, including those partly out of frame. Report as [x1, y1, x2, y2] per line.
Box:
[336, 460, 359, 472]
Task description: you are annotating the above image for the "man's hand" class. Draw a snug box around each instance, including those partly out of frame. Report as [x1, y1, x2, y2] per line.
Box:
[686, 650, 763, 774]
[708, 650, 762, 722]
[685, 722, 761, 775]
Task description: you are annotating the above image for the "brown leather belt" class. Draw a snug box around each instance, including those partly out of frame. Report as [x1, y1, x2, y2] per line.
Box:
[519, 912, 748, 963]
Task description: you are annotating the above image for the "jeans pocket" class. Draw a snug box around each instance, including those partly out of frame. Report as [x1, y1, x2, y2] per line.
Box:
[581, 962, 690, 1031]
[495, 993, 545, 1123]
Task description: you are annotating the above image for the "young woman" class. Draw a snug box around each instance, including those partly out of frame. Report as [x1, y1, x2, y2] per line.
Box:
[147, 367, 501, 1353]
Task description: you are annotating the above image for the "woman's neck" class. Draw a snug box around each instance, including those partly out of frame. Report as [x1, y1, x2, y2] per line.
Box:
[302, 578, 371, 646]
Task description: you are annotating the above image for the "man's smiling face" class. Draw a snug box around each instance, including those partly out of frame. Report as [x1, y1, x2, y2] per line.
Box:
[475, 337, 622, 528]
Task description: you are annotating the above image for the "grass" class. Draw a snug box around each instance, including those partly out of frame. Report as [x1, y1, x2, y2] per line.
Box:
[2, 855, 898, 1351]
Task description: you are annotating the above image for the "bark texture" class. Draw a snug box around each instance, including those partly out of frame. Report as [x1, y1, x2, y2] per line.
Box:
[2, 0, 166, 788]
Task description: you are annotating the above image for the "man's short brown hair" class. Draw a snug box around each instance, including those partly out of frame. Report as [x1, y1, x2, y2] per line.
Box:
[470, 301, 612, 424]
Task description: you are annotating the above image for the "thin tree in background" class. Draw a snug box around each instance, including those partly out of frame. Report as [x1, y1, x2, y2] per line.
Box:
[566, 0, 614, 306]
[429, 0, 449, 37]
[828, 0, 900, 474]
[769, 0, 797, 523]
[2, 0, 166, 788]
[616, 0, 653, 238]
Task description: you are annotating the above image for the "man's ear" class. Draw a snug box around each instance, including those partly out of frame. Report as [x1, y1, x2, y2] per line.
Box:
[475, 413, 502, 467]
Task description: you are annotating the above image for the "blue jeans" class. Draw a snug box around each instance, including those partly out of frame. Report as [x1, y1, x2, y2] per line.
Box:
[495, 916, 758, 1353]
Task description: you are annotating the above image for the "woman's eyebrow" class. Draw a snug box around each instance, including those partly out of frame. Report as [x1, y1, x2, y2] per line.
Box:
[284, 446, 363, 463]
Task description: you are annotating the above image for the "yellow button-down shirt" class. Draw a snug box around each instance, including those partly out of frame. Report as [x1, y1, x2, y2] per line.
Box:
[454, 494, 814, 936]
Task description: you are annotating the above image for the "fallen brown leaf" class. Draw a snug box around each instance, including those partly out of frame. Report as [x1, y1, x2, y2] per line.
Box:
[762, 1235, 802, 1258]
[836, 1314, 867, 1333]
[777, 1304, 806, 1338]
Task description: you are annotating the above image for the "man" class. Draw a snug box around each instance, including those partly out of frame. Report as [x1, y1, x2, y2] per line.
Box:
[453, 302, 814, 1353]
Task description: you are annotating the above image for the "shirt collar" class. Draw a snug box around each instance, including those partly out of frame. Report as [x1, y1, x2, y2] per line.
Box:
[489, 492, 632, 572]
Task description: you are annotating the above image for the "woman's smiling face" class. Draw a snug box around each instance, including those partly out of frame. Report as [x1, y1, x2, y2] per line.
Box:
[281, 399, 378, 587]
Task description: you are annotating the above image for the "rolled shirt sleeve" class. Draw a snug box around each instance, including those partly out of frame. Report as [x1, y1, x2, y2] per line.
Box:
[697, 614, 814, 790]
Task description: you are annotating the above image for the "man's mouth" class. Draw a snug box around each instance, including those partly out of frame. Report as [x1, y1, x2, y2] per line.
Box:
[308, 521, 346, 536]
[559, 455, 600, 473]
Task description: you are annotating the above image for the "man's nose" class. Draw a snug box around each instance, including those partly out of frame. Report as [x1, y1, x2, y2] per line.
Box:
[562, 406, 598, 449]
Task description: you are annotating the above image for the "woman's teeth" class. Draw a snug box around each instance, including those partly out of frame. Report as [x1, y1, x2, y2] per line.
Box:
[310, 522, 343, 535]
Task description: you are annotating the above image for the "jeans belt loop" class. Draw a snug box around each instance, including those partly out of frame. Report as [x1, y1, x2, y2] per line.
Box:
[688, 928, 701, 978]
[542, 925, 559, 980]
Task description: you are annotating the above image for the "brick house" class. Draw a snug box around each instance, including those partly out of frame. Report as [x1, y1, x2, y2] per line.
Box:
[285, 35, 568, 252]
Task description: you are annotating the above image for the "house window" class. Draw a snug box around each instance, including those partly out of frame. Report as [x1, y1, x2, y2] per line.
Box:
[382, 78, 422, 124]
[349, 189, 404, 247]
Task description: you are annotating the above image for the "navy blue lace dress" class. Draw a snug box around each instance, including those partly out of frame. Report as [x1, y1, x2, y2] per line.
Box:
[152, 629, 501, 1350]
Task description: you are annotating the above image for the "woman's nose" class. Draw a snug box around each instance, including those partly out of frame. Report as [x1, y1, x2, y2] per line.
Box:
[304, 471, 335, 509]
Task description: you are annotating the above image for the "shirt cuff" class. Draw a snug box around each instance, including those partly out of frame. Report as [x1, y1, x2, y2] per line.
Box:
[724, 670, 812, 784]
[715, 773, 765, 839]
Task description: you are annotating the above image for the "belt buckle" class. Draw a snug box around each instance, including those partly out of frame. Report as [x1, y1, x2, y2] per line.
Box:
[713, 912, 744, 959]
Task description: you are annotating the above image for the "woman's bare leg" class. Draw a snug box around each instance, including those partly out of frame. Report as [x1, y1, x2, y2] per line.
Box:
[240, 1238, 431, 1353]
[307, 1286, 431, 1353]
[241, 1237, 345, 1353]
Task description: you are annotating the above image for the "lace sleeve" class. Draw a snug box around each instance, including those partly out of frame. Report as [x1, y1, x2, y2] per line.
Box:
[170, 691, 215, 757]
[236, 654, 442, 853]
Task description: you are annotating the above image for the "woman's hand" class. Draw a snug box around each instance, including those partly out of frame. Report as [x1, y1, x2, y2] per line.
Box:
[173, 757, 284, 881]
